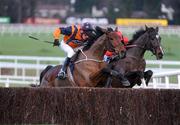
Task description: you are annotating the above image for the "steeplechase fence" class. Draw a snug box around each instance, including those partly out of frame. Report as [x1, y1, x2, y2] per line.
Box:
[0, 88, 179, 124]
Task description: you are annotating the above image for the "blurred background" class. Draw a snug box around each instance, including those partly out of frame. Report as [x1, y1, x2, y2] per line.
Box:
[0, 0, 180, 88]
[0, 0, 180, 25]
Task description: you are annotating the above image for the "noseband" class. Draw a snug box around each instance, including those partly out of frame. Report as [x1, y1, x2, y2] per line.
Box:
[126, 31, 161, 53]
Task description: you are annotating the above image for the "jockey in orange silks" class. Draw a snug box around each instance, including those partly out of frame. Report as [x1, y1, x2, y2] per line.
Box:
[53, 22, 95, 79]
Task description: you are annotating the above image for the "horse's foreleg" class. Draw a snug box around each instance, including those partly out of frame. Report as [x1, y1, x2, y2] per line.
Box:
[107, 69, 130, 87]
[105, 76, 112, 88]
[144, 70, 153, 86]
[141, 78, 147, 88]
[125, 71, 144, 87]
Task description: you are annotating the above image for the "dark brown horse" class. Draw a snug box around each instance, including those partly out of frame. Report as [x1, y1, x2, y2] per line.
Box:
[94, 26, 164, 88]
[38, 28, 126, 87]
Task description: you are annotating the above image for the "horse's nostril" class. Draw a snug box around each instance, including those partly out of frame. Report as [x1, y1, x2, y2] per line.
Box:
[158, 52, 163, 59]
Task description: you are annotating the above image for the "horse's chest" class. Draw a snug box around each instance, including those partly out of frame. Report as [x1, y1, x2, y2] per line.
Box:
[126, 58, 145, 71]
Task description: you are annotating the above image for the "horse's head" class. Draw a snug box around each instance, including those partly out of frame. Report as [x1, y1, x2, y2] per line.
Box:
[145, 26, 164, 59]
[105, 27, 126, 58]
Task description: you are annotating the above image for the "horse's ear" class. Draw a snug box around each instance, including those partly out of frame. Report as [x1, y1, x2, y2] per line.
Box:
[115, 27, 118, 32]
[145, 25, 148, 30]
[96, 26, 109, 34]
[155, 27, 159, 32]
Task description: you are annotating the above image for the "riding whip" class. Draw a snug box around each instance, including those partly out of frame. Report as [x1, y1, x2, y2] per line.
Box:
[28, 35, 54, 44]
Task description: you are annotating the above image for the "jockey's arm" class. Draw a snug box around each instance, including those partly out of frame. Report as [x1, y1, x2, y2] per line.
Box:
[53, 26, 72, 39]
[53, 26, 73, 46]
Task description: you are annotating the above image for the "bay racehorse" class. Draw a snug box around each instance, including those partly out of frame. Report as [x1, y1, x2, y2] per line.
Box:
[93, 26, 164, 88]
[38, 28, 126, 87]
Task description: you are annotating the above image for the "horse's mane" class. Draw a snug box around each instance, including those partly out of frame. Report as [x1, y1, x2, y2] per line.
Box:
[70, 27, 107, 62]
[83, 27, 105, 51]
[128, 28, 146, 45]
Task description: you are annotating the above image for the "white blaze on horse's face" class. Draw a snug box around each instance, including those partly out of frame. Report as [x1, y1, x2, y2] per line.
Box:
[160, 46, 164, 55]
[156, 34, 159, 39]
[154, 33, 164, 59]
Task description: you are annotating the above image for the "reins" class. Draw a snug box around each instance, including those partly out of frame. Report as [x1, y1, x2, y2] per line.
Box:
[126, 44, 146, 50]
[74, 49, 104, 64]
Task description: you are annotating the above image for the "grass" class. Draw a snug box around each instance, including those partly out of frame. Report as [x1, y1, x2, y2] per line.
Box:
[0, 33, 64, 57]
[0, 33, 180, 60]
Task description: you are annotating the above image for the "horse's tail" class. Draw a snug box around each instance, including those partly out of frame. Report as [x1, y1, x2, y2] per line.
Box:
[40, 65, 53, 83]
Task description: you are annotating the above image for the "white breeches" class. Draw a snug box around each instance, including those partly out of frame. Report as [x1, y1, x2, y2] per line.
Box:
[59, 40, 75, 58]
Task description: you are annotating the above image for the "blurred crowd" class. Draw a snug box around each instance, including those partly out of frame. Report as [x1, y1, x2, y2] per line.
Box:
[0, 0, 180, 25]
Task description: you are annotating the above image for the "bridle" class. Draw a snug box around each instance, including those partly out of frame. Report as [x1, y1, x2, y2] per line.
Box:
[126, 31, 161, 53]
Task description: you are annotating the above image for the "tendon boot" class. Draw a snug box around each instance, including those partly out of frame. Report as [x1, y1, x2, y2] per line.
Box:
[57, 57, 71, 80]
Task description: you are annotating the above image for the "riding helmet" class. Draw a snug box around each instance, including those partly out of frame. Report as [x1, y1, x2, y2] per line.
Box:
[82, 22, 96, 38]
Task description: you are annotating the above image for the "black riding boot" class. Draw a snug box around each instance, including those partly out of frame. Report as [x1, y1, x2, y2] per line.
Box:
[58, 57, 71, 80]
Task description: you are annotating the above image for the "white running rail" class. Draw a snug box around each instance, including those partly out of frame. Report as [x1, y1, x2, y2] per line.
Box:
[0, 55, 180, 88]
[0, 75, 39, 87]
[1, 24, 180, 37]
[150, 70, 180, 89]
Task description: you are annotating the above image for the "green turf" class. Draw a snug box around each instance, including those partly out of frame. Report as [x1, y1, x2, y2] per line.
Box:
[0, 33, 180, 60]
[0, 33, 64, 57]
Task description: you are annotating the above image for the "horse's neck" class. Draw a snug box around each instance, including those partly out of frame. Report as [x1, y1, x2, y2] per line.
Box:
[127, 33, 148, 59]
[87, 34, 107, 58]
